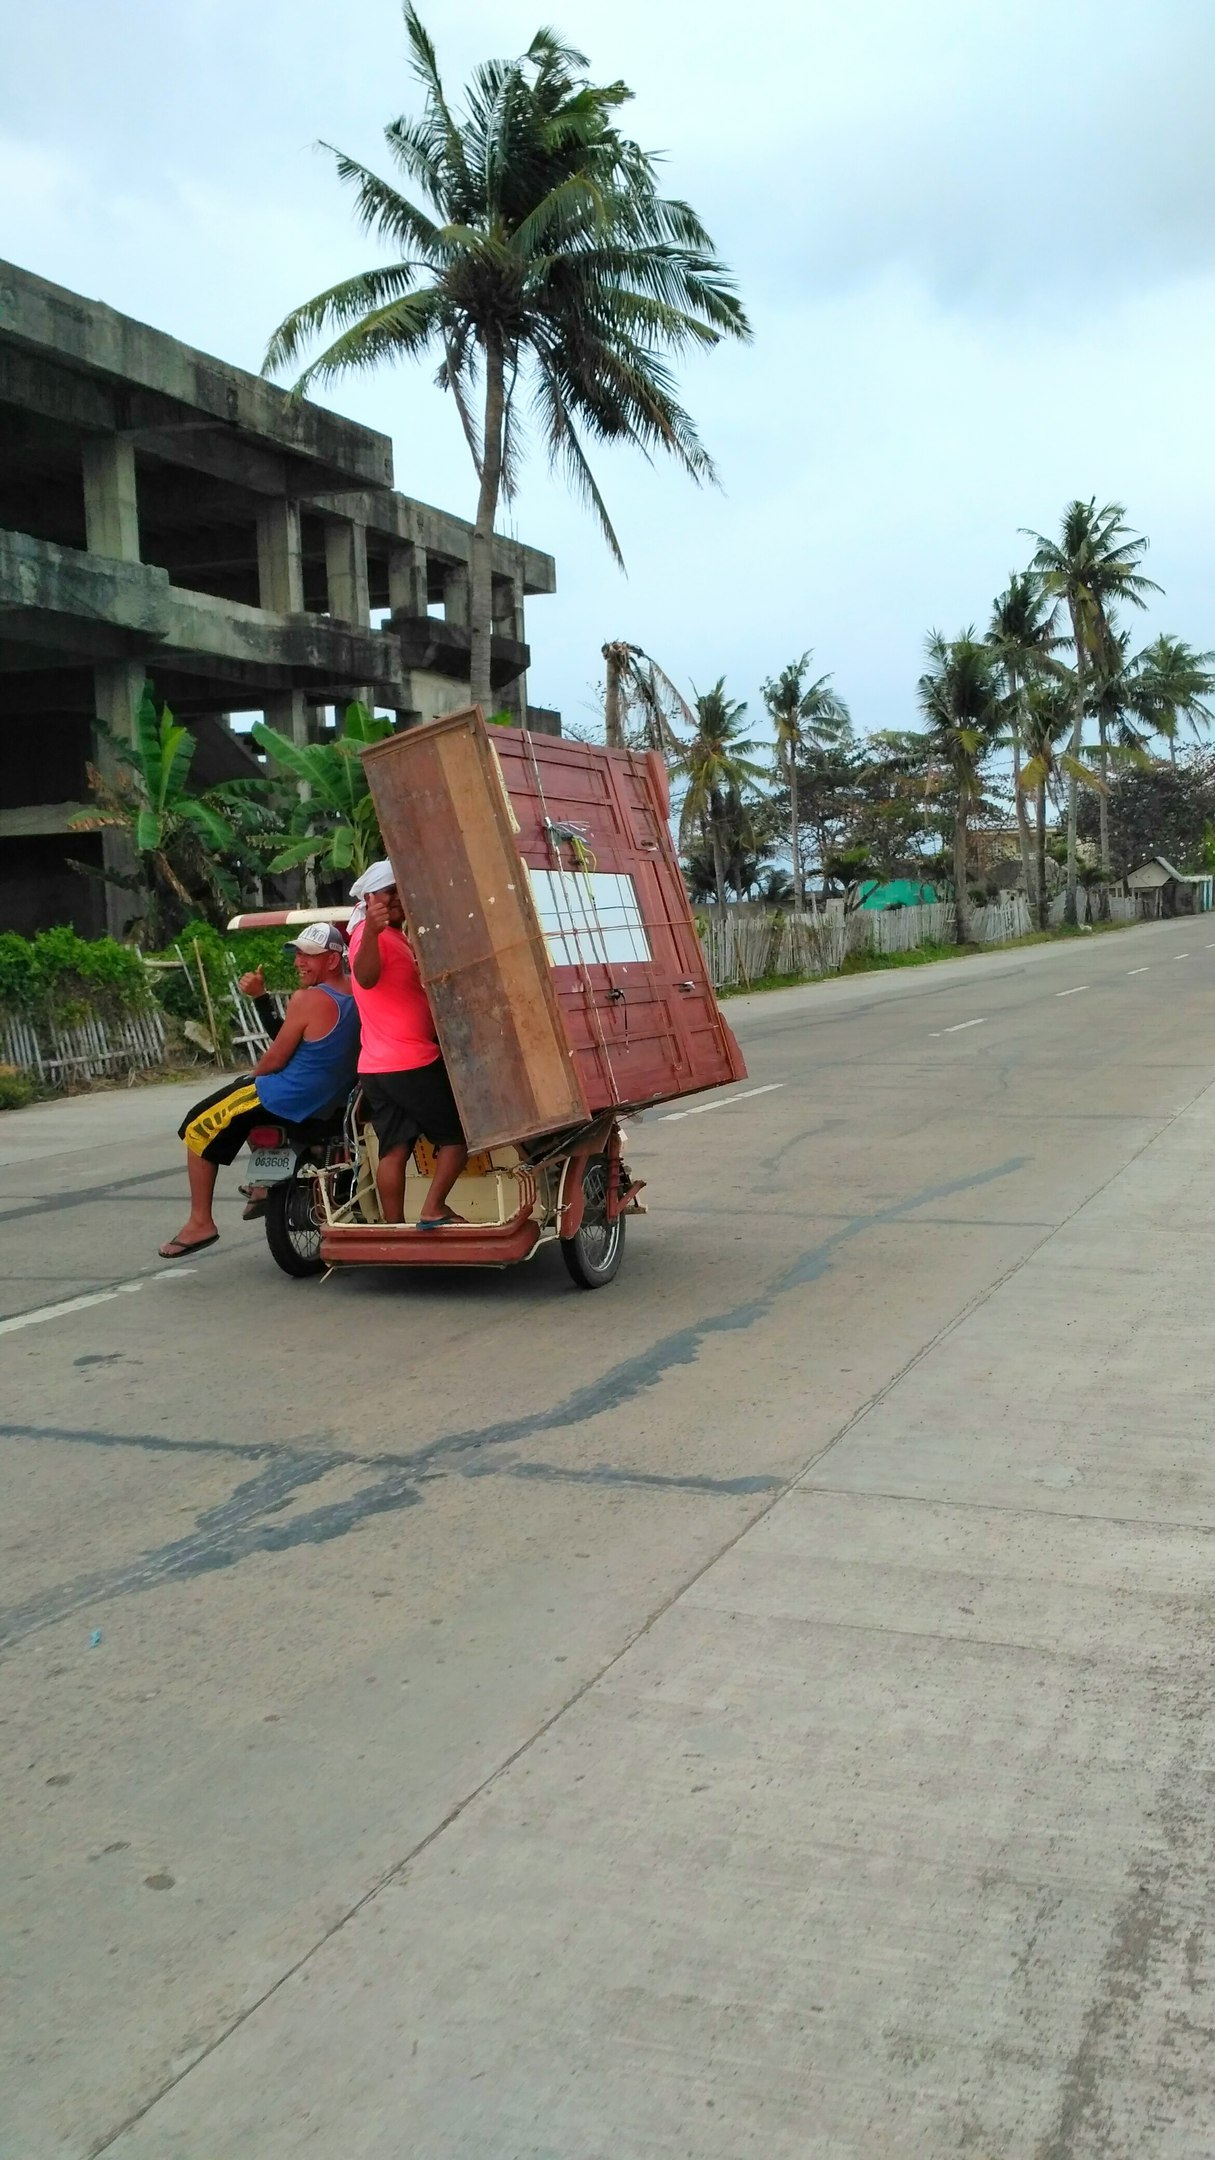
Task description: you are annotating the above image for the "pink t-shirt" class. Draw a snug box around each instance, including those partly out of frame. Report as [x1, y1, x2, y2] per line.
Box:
[348, 922, 441, 1074]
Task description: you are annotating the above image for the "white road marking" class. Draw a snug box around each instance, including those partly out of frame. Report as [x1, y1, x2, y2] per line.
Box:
[1174, 952, 1190, 960]
[660, 1082, 785, 1122]
[0, 1280, 144, 1338]
[942, 1018, 986, 1033]
[1128, 967, 1149, 974]
[1056, 986, 1088, 997]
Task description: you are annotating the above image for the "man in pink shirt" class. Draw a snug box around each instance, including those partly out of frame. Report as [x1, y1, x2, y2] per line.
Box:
[347, 862, 468, 1226]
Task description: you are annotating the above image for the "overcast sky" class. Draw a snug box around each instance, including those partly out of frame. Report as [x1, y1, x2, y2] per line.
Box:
[4, 0, 1214, 744]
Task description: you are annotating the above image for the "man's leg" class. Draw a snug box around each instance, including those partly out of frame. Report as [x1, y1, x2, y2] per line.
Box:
[421, 1143, 468, 1223]
[376, 1145, 410, 1224]
[160, 1151, 221, 1256]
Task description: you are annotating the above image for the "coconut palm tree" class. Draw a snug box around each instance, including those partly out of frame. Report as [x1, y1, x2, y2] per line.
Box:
[678, 681, 765, 907]
[1134, 634, 1215, 759]
[917, 632, 1005, 945]
[264, 8, 749, 709]
[988, 572, 1063, 917]
[1024, 499, 1160, 917]
[1018, 676, 1104, 930]
[761, 653, 851, 911]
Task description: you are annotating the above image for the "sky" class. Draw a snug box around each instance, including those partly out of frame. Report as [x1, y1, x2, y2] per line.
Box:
[4, 0, 1214, 748]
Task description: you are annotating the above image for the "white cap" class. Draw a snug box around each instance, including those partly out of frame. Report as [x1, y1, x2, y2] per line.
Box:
[349, 859, 396, 899]
[284, 922, 346, 955]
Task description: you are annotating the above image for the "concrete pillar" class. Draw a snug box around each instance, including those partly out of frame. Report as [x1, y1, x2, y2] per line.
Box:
[262, 689, 310, 745]
[256, 500, 304, 615]
[443, 564, 470, 627]
[387, 541, 427, 617]
[324, 518, 370, 625]
[82, 437, 140, 562]
[492, 572, 525, 644]
[92, 658, 145, 937]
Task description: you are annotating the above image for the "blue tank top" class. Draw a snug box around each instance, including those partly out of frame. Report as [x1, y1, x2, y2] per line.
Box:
[257, 986, 360, 1123]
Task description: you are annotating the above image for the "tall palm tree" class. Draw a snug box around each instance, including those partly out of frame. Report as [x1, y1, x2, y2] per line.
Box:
[988, 572, 1063, 917]
[1024, 499, 1160, 918]
[761, 653, 851, 911]
[1018, 676, 1104, 930]
[678, 680, 765, 907]
[1134, 634, 1215, 759]
[917, 632, 1005, 945]
[264, 8, 749, 708]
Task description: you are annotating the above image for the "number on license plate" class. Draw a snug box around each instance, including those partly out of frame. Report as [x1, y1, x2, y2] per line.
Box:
[248, 1147, 294, 1181]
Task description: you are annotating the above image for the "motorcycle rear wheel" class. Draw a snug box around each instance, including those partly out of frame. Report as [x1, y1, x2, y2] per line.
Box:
[264, 1174, 325, 1278]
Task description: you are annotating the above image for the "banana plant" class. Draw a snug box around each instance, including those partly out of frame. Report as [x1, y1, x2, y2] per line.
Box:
[250, 701, 391, 879]
[71, 688, 238, 935]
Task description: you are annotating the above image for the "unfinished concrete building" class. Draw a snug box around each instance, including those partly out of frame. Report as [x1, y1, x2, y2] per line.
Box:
[0, 260, 557, 934]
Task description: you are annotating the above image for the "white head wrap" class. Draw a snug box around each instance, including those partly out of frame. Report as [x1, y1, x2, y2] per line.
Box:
[347, 858, 397, 935]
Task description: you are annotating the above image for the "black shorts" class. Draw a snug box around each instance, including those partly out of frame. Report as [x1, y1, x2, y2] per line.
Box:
[179, 1076, 265, 1165]
[361, 1060, 465, 1155]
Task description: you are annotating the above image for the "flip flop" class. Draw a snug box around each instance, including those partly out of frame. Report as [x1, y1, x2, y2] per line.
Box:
[416, 1215, 467, 1231]
[242, 1196, 268, 1221]
[158, 1233, 219, 1260]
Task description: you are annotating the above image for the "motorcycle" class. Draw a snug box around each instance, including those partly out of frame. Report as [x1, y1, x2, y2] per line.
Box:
[243, 1103, 354, 1278]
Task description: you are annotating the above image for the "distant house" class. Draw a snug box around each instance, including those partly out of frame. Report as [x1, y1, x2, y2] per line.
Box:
[1125, 858, 1214, 916]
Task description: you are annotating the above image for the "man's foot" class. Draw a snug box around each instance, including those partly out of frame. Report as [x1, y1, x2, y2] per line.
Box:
[416, 1210, 467, 1230]
[158, 1229, 219, 1260]
[242, 1188, 269, 1221]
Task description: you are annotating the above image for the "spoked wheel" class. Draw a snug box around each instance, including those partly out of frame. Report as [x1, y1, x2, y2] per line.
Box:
[560, 1154, 625, 1290]
[264, 1173, 325, 1278]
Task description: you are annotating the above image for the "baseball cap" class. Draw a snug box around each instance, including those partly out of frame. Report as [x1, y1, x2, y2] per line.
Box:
[283, 922, 346, 955]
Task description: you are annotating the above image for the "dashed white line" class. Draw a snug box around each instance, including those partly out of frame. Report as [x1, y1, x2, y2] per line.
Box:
[1128, 967, 1149, 974]
[1174, 952, 1190, 960]
[0, 1280, 144, 1337]
[1056, 986, 1088, 997]
[661, 1082, 785, 1122]
[942, 1018, 986, 1033]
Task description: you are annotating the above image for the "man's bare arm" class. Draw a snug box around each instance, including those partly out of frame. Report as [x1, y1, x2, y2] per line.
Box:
[252, 989, 322, 1076]
[352, 925, 382, 987]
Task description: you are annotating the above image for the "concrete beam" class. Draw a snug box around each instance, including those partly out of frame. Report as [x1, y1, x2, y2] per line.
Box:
[316, 487, 556, 595]
[0, 530, 404, 692]
[0, 801, 87, 837]
[0, 258, 394, 491]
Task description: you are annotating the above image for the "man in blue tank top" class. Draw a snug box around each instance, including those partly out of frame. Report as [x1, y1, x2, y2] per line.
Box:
[159, 923, 360, 1260]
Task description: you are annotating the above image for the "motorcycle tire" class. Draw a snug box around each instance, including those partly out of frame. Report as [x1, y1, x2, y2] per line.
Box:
[264, 1173, 325, 1278]
[560, 1154, 626, 1290]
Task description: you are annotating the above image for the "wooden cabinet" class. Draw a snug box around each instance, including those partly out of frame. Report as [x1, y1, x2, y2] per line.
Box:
[363, 709, 746, 1152]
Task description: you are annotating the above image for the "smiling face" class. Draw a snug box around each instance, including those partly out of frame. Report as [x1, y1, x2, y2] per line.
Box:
[382, 884, 405, 927]
[293, 947, 343, 986]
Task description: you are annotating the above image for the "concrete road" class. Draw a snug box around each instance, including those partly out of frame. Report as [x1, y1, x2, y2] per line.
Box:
[4, 918, 1215, 2159]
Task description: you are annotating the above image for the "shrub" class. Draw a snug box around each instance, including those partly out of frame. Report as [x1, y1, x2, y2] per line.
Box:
[0, 928, 151, 1027]
[0, 1064, 36, 1111]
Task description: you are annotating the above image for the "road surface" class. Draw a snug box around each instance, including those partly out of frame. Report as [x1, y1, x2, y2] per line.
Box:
[4, 917, 1215, 2158]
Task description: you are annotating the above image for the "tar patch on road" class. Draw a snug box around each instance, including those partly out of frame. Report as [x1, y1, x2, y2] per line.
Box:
[0, 1155, 1026, 1650]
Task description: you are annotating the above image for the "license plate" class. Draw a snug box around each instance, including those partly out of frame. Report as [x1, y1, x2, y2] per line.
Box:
[248, 1147, 294, 1181]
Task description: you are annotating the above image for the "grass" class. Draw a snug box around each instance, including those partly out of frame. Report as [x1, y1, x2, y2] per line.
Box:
[717, 916, 1141, 998]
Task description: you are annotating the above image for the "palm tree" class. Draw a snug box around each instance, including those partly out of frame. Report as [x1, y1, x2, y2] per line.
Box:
[988, 572, 1063, 917]
[1134, 634, 1215, 759]
[1024, 499, 1160, 917]
[761, 653, 851, 911]
[264, 9, 749, 708]
[917, 632, 1005, 945]
[1018, 676, 1104, 930]
[678, 681, 765, 907]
